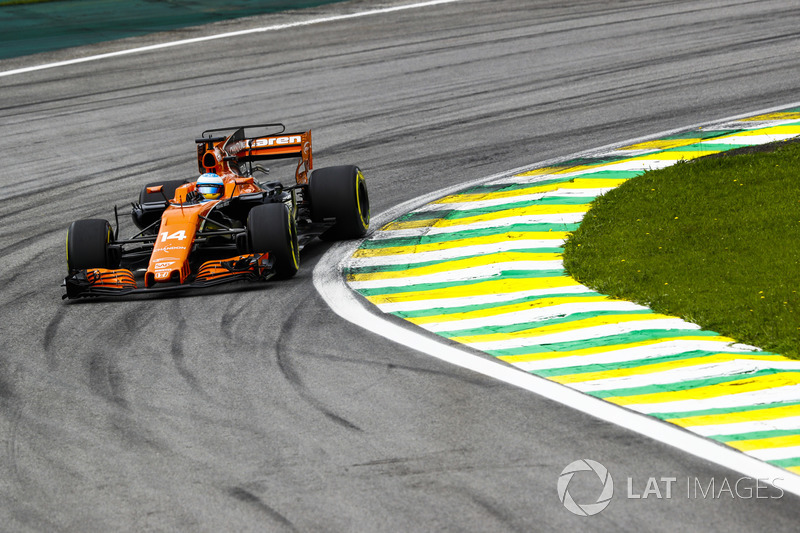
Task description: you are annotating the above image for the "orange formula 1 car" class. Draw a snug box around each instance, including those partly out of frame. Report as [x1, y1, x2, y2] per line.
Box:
[63, 123, 370, 299]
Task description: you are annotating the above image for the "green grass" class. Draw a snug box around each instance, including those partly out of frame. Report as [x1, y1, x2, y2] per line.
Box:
[563, 140, 800, 359]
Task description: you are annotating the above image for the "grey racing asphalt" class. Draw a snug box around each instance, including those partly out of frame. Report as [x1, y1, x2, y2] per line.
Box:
[2, 0, 800, 530]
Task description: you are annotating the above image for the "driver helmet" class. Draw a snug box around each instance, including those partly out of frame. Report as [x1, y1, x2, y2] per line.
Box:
[196, 173, 224, 200]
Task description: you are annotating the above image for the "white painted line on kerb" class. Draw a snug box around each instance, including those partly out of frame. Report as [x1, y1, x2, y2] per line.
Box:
[314, 102, 800, 497]
[0, 0, 464, 78]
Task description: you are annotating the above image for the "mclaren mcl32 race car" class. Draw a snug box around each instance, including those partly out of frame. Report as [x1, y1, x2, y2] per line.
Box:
[63, 123, 370, 299]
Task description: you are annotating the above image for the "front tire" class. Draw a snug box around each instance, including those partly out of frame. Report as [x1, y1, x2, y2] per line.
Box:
[66, 219, 116, 272]
[247, 203, 299, 279]
[308, 165, 369, 240]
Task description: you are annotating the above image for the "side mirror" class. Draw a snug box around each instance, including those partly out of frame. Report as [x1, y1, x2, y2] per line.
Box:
[146, 185, 170, 203]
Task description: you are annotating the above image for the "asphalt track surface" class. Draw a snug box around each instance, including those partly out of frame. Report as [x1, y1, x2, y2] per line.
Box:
[1, 0, 800, 530]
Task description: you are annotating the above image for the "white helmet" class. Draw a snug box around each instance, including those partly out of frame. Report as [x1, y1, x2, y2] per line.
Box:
[197, 173, 224, 200]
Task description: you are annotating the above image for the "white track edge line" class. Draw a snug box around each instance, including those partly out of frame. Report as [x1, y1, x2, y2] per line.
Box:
[0, 0, 464, 78]
[314, 102, 800, 496]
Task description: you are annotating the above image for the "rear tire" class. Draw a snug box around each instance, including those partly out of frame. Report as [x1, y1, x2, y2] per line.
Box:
[66, 219, 115, 271]
[308, 165, 369, 240]
[247, 203, 299, 278]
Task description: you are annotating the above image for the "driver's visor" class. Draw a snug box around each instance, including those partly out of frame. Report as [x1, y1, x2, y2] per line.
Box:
[198, 184, 224, 198]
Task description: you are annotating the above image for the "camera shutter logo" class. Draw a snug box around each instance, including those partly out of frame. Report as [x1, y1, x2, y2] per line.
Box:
[557, 459, 614, 516]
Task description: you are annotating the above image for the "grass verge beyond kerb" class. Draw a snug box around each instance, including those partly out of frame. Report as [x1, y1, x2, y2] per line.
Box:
[563, 140, 800, 359]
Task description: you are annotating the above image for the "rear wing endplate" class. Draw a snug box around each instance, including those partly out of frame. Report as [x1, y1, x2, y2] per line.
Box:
[195, 123, 313, 184]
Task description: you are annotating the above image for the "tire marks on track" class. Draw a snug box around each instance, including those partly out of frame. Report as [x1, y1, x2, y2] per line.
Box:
[228, 486, 297, 532]
[170, 315, 211, 400]
[274, 302, 363, 432]
[87, 351, 128, 409]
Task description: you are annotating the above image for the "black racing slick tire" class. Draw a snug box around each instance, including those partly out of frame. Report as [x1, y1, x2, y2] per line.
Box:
[247, 203, 299, 279]
[66, 219, 116, 272]
[138, 179, 187, 204]
[308, 165, 369, 240]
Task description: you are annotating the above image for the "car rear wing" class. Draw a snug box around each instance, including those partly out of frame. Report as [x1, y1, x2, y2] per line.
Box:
[195, 123, 313, 184]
